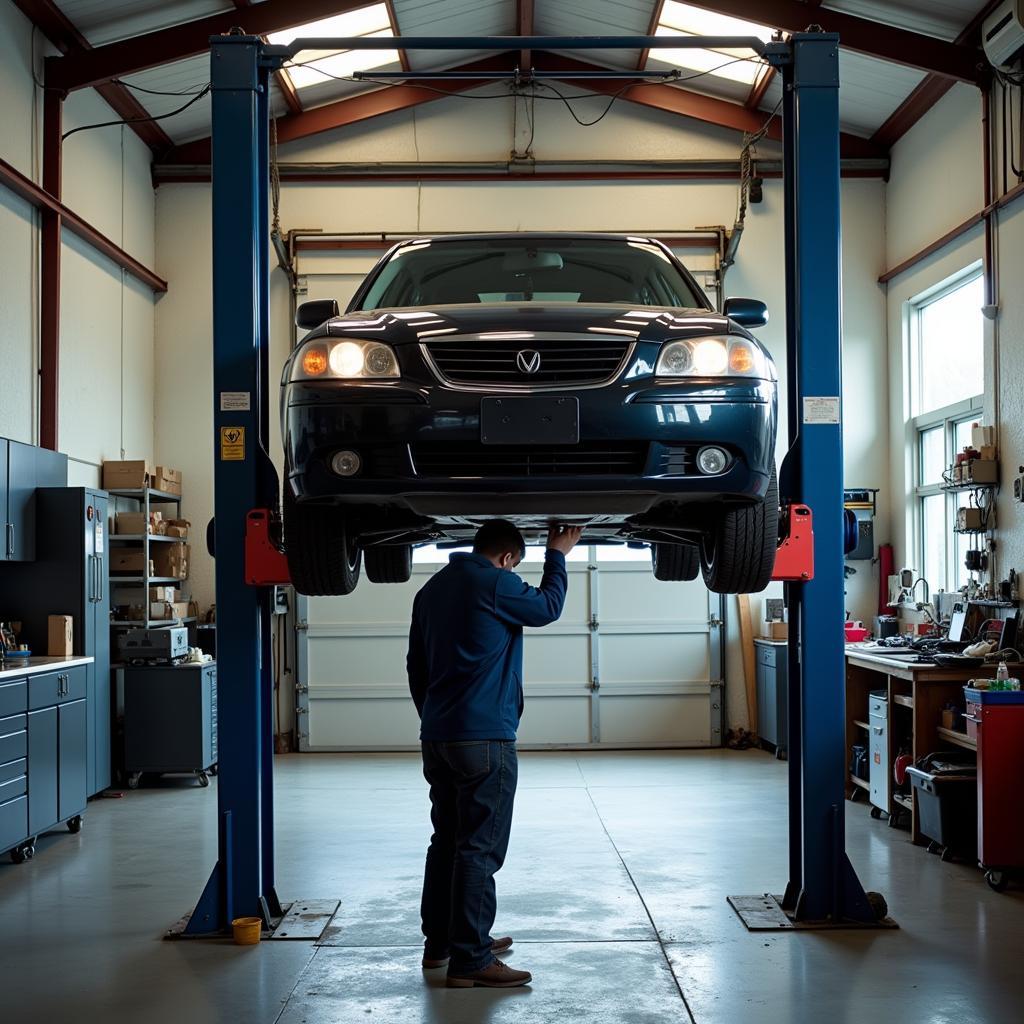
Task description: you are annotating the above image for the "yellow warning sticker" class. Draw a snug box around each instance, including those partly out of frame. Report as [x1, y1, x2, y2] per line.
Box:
[220, 425, 245, 461]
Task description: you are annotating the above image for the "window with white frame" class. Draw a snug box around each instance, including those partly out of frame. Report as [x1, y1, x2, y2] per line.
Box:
[910, 270, 985, 595]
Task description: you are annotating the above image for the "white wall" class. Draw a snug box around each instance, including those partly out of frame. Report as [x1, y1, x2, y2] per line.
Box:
[155, 89, 889, 732]
[0, 2, 157, 485]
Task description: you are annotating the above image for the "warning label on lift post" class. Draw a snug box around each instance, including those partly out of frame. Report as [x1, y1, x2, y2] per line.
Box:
[220, 426, 245, 461]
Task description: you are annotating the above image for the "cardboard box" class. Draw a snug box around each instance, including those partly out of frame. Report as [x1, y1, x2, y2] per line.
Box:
[971, 424, 995, 449]
[110, 551, 152, 575]
[102, 460, 151, 491]
[163, 518, 190, 539]
[957, 507, 985, 532]
[977, 444, 998, 462]
[148, 585, 177, 603]
[152, 542, 189, 580]
[761, 621, 789, 640]
[149, 600, 192, 621]
[47, 615, 73, 657]
[962, 460, 998, 485]
[153, 465, 182, 496]
[115, 511, 163, 535]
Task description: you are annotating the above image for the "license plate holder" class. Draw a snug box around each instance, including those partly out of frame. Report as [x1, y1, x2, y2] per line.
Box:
[481, 396, 580, 445]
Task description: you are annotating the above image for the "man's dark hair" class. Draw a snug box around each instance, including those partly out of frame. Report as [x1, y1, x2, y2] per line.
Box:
[473, 519, 526, 561]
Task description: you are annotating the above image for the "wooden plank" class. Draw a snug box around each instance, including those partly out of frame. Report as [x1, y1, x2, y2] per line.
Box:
[937, 725, 976, 751]
[737, 594, 757, 735]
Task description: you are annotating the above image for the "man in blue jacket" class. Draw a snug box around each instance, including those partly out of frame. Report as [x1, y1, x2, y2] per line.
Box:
[408, 518, 583, 989]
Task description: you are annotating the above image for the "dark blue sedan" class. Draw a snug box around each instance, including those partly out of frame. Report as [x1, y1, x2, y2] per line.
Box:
[281, 233, 778, 595]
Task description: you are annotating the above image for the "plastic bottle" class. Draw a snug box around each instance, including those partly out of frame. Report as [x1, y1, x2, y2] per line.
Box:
[995, 661, 1009, 691]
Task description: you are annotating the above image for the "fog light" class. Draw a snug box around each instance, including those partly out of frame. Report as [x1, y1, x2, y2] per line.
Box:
[697, 446, 729, 475]
[331, 450, 362, 477]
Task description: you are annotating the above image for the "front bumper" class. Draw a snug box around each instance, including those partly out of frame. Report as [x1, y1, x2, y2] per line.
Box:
[283, 375, 777, 520]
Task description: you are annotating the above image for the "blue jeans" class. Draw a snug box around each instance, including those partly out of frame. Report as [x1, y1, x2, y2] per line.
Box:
[420, 740, 519, 972]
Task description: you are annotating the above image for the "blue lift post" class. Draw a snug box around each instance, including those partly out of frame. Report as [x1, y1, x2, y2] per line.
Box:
[185, 30, 883, 935]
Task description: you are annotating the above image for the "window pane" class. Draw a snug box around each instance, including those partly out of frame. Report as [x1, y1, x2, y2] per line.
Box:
[921, 494, 947, 592]
[919, 426, 945, 486]
[917, 275, 984, 415]
[953, 529, 973, 591]
[954, 417, 975, 456]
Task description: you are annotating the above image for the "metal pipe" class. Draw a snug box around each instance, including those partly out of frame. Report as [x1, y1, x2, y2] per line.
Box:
[353, 70, 684, 80]
[277, 34, 769, 60]
[40, 89, 62, 451]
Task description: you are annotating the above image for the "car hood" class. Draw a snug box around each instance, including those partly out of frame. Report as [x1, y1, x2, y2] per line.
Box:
[320, 304, 752, 346]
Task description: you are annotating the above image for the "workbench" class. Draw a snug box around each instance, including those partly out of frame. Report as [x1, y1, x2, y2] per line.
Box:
[844, 648, 1015, 846]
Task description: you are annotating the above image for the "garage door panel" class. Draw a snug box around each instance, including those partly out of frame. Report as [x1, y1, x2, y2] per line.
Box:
[308, 635, 409, 686]
[601, 634, 710, 685]
[518, 697, 592, 745]
[599, 571, 709, 623]
[308, 696, 421, 749]
[600, 695, 711, 745]
[522, 634, 591, 686]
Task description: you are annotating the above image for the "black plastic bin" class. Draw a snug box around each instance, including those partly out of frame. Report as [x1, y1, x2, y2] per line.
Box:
[907, 752, 977, 861]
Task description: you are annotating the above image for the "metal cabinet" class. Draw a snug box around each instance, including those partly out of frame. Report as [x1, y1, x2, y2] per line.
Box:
[868, 692, 889, 815]
[755, 640, 788, 756]
[0, 666, 87, 862]
[0, 439, 68, 562]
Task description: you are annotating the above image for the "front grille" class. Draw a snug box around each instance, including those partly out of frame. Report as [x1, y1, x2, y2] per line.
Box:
[659, 444, 698, 476]
[412, 441, 649, 477]
[424, 337, 632, 388]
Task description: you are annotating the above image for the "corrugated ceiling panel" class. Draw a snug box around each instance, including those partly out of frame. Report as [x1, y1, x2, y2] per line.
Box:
[823, 0, 986, 41]
[55, 0, 233, 47]
[759, 49, 928, 137]
[392, 0, 512, 70]
[538, 0, 658, 70]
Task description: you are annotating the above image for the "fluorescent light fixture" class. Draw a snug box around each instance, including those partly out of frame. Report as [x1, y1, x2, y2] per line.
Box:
[268, 4, 399, 91]
[652, 1, 772, 86]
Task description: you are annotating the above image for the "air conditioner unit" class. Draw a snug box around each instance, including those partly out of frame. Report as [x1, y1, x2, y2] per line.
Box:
[983, 0, 1024, 68]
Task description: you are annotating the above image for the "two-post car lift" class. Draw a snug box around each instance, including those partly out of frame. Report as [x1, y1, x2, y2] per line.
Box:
[182, 29, 888, 936]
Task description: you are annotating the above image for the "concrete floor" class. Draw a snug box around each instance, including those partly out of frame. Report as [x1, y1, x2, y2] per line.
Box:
[0, 749, 1020, 1024]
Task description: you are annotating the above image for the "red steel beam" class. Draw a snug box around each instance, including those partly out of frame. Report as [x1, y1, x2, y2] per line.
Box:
[680, 0, 983, 82]
[746, 66, 776, 110]
[11, 0, 173, 153]
[637, 0, 667, 71]
[47, 0, 375, 92]
[161, 55, 519, 165]
[517, 0, 535, 72]
[384, 0, 410, 72]
[0, 155, 168, 293]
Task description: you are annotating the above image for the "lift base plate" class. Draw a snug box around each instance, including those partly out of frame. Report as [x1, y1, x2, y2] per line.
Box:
[728, 894, 898, 931]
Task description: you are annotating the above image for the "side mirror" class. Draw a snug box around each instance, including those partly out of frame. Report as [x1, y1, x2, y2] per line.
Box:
[723, 297, 768, 329]
[295, 298, 339, 331]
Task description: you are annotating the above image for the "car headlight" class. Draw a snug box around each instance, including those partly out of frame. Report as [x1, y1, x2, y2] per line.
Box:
[655, 336, 770, 379]
[292, 339, 400, 381]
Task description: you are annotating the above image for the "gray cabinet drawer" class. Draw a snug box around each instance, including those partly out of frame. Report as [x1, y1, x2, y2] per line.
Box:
[28, 667, 87, 710]
[0, 795, 27, 853]
[0, 719, 27, 765]
[0, 771, 27, 803]
[0, 680, 28, 717]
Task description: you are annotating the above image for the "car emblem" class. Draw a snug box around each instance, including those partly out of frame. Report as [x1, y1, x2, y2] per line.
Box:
[516, 350, 542, 374]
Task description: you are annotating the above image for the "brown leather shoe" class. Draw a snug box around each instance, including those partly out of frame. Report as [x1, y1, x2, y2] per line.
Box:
[446, 959, 532, 988]
[422, 936, 512, 970]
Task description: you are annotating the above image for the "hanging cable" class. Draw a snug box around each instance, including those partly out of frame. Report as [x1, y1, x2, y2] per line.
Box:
[61, 84, 211, 141]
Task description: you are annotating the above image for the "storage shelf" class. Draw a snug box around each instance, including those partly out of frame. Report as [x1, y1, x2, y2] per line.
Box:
[109, 534, 184, 543]
[849, 774, 870, 792]
[940, 482, 997, 493]
[109, 576, 184, 584]
[893, 792, 913, 810]
[893, 694, 914, 709]
[854, 719, 870, 730]
[108, 488, 182, 503]
[110, 617, 196, 628]
[937, 725, 977, 751]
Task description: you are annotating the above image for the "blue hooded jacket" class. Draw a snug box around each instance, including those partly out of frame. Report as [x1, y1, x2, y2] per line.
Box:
[407, 550, 568, 741]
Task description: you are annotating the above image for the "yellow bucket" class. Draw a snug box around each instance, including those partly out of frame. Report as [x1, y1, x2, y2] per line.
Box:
[232, 916, 262, 945]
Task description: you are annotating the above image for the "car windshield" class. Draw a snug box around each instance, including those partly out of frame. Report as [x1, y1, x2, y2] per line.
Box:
[355, 238, 707, 310]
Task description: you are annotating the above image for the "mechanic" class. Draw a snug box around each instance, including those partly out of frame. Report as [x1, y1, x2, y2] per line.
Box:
[407, 518, 584, 989]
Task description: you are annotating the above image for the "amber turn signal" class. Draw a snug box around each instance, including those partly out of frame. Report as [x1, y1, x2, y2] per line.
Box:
[728, 344, 755, 374]
[302, 347, 328, 376]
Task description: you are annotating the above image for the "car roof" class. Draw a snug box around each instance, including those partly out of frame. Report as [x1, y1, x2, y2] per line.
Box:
[395, 232, 659, 246]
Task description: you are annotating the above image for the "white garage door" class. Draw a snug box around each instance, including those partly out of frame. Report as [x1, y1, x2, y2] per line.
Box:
[295, 547, 724, 751]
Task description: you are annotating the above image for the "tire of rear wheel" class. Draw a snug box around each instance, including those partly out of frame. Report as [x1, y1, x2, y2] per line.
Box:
[364, 545, 413, 583]
[699, 467, 779, 594]
[283, 487, 361, 596]
[652, 543, 700, 581]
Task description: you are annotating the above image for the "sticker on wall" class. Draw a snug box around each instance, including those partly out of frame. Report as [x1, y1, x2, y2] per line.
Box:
[220, 391, 251, 412]
[220, 426, 246, 461]
[95, 517, 104, 554]
[802, 396, 841, 425]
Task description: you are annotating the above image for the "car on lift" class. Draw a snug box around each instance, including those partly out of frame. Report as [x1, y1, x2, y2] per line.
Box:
[281, 232, 778, 596]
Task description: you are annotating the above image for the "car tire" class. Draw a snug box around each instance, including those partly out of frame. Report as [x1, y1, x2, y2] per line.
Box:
[364, 545, 413, 584]
[700, 467, 779, 594]
[283, 488, 361, 596]
[652, 543, 700, 581]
